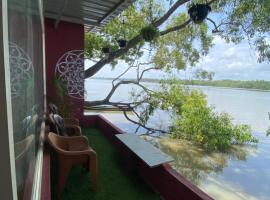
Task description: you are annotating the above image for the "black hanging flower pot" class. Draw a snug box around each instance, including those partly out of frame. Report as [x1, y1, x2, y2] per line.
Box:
[117, 39, 127, 48]
[188, 4, 211, 24]
[102, 47, 110, 54]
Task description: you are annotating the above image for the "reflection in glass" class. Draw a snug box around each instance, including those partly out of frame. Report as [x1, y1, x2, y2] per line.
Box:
[8, 0, 44, 199]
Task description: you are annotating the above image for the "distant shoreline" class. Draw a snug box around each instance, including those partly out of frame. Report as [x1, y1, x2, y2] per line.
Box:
[91, 77, 270, 92]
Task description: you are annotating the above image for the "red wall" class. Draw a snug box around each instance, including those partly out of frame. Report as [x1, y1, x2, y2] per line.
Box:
[45, 19, 84, 119]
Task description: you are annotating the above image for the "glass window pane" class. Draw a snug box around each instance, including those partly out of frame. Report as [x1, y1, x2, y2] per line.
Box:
[7, 0, 44, 199]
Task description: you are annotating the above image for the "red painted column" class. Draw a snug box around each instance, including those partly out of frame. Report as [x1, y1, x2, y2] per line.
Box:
[45, 19, 84, 119]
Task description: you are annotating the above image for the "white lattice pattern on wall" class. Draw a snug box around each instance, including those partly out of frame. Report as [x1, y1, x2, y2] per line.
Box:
[9, 42, 34, 98]
[55, 50, 85, 99]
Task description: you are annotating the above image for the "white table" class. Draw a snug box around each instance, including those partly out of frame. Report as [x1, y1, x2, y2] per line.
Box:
[116, 133, 174, 167]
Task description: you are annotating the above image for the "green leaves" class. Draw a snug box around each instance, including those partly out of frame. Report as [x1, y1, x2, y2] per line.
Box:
[85, 0, 270, 79]
[84, 0, 215, 74]
[84, 33, 110, 58]
[140, 25, 160, 42]
[216, 0, 270, 62]
[151, 79, 258, 151]
[194, 68, 215, 81]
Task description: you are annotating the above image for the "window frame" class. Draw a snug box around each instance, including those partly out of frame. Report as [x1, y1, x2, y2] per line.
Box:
[0, 0, 19, 199]
[0, 0, 47, 199]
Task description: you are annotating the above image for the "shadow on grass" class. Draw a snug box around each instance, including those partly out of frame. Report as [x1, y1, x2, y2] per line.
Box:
[51, 128, 160, 200]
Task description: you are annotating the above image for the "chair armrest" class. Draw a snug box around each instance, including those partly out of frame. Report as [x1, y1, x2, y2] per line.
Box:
[58, 148, 96, 157]
[68, 136, 90, 151]
[65, 125, 82, 136]
[58, 135, 88, 144]
[65, 148, 96, 156]
[64, 118, 80, 126]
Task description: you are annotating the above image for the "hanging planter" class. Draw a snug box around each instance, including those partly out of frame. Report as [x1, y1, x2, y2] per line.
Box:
[117, 39, 127, 48]
[102, 47, 110, 58]
[140, 25, 159, 42]
[188, 4, 211, 24]
[102, 47, 110, 54]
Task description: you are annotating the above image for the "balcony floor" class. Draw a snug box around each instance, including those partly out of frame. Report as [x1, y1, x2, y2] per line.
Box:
[51, 128, 160, 200]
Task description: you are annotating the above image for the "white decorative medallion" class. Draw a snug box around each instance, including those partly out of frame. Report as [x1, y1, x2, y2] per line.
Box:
[55, 50, 85, 99]
[9, 42, 34, 98]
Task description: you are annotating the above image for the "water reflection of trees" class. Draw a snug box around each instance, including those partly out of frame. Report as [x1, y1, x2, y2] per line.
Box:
[159, 138, 258, 185]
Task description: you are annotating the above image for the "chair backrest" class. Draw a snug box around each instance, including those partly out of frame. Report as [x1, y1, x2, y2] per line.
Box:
[48, 103, 58, 114]
[47, 132, 69, 153]
[48, 114, 67, 136]
[64, 118, 80, 126]
[15, 134, 34, 159]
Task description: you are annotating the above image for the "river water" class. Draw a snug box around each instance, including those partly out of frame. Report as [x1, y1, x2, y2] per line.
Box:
[85, 79, 270, 200]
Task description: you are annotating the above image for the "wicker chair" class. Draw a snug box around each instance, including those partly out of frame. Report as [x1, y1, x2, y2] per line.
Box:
[47, 132, 98, 198]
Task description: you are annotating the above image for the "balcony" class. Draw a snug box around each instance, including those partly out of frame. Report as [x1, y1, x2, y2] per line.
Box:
[43, 115, 213, 200]
[50, 127, 160, 200]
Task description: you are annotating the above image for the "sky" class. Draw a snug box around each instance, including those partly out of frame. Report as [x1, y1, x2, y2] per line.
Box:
[86, 36, 270, 81]
[85, 1, 270, 81]
[190, 37, 270, 80]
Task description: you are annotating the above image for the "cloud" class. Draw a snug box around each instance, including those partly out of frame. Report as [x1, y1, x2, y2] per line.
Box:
[195, 36, 270, 80]
[85, 36, 270, 80]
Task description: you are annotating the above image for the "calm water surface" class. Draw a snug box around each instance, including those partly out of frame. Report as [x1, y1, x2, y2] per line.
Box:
[85, 79, 270, 200]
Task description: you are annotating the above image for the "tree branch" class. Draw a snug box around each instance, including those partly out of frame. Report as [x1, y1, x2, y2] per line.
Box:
[112, 65, 135, 87]
[153, 0, 190, 27]
[206, 18, 224, 33]
[160, 19, 192, 36]
[122, 109, 167, 134]
[84, 35, 142, 78]
[84, 0, 220, 79]
[139, 67, 157, 81]
[84, 1, 192, 79]
[112, 45, 142, 87]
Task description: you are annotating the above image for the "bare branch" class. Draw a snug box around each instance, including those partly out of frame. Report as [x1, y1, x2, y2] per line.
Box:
[160, 19, 192, 36]
[112, 65, 135, 87]
[206, 18, 224, 33]
[108, 80, 153, 102]
[153, 0, 190, 27]
[112, 45, 143, 87]
[122, 109, 167, 134]
[139, 67, 157, 81]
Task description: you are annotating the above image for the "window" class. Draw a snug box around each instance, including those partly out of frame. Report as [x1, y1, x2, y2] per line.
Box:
[7, 0, 44, 199]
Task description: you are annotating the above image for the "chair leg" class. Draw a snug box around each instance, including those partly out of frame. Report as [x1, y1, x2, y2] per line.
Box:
[81, 163, 88, 174]
[57, 160, 71, 199]
[89, 154, 98, 192]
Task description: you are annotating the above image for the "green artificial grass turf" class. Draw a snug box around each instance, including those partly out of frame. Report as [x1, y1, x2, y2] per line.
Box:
[51, 128, 160, 200]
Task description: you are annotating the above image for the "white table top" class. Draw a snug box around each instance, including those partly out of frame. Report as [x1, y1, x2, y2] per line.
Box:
[116, 133, 174, 167]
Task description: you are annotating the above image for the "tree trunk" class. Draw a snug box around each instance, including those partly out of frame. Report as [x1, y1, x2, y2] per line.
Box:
[84, 35, 142, 78]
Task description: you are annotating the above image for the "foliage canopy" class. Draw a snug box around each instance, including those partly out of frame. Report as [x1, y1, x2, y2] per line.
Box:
[83, 0, 267, 151]
[154, 80, 258, 151]
[85, 0, 270, 77]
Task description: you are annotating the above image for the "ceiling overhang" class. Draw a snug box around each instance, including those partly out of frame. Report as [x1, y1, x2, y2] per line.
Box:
[44, 0, 136, 31]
